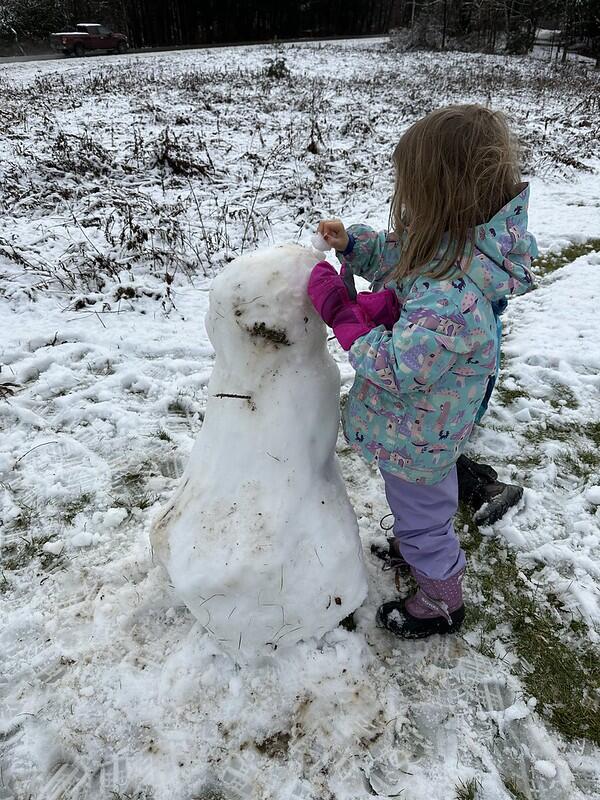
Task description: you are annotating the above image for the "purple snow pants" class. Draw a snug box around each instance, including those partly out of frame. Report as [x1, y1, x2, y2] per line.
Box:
[380, 466, 466, 580]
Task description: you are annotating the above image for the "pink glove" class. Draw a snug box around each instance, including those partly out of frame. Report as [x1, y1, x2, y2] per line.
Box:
[356, 289, 400, 329]
[338, 263, 400, 329]
[308, 262, 373, 351]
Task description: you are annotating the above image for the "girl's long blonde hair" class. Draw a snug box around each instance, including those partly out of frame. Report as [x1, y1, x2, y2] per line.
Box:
[391, 104, 521, 281]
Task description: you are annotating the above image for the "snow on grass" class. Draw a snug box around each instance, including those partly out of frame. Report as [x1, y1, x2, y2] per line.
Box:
[1, 40, 600, 800]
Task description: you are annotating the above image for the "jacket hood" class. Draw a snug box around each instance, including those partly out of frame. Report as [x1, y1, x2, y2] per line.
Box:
[462, 183, 537, 303]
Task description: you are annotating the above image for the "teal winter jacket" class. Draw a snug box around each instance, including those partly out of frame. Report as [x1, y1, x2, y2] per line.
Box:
[339, 183, 537, 484]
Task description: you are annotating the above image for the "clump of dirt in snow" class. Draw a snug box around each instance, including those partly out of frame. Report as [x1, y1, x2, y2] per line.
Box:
[248, 321, 290, 346]
[254, 730, 291, 758]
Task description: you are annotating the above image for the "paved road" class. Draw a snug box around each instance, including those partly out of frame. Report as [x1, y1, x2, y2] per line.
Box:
[0, 34, 386, 65]
[0, 53, 62, 63]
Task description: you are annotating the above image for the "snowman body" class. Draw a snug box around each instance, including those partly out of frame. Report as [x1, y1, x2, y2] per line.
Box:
[150, 244, 368, 659]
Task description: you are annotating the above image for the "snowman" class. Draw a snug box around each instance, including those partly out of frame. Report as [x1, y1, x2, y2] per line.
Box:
[150, 242, 368, 660]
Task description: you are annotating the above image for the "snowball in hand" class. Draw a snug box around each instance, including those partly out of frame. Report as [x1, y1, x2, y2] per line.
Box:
[150, 244, 368, 660]
[311, 232, 330, 252]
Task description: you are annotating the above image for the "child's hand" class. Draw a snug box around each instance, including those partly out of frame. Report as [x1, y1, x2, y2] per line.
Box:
[307, 261, 373, 350]
[318, 219, 349, 253]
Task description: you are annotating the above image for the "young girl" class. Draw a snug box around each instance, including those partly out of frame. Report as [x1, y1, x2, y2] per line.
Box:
[307, 104, 536, 639]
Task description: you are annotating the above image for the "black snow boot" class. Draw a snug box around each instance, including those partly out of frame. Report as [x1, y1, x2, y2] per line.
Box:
[456, 454, 523, 526]
[377, 598, 465, 639]
[376, 570, 465, 640]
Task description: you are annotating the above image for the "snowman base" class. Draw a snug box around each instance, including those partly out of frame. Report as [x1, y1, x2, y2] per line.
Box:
[150, 244, 368, 661]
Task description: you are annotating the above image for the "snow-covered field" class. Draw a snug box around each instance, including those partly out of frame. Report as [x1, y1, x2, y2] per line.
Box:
[1, 39, 600, 800]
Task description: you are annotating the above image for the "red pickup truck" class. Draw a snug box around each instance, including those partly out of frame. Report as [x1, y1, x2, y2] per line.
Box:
[50, 24, 128, 57]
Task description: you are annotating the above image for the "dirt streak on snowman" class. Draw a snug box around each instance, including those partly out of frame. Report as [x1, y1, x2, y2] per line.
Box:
[150, 243, 368, 660]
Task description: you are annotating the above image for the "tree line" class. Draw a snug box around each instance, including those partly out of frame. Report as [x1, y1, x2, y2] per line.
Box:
[0, 0, 598, 60]
[391, 0, 599, 58]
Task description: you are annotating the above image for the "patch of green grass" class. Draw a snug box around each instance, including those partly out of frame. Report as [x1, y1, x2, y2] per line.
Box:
[579, 449, 600, 467]
[111, 459, 158, 509]
[10, 500, 37, 531]
[2, 536, 41, 569]
[495, 384, 529, 406]
[1, 533, 62, 571]
[153, 428, 173, 442]
[533, 238, 600, 275]
[111, 490, 156, 511]
[135, 492, 157, 510]
[548, 383, 579, 410]
[62, 492, 95, 525]
[522, 421, 574, 445]
[557, 448, 600, 481]
[506, 450, 543, 473]
[118, 462, 154, 490]
[569, 618, 588, 635]
[516, 418, 600, 480]
[122, 471, 145, 488]
[463, 518, 600, 745]
[463, 374, 600, 746]
[0, 570, 10, 593]
[456, 502, 483, 558]
[502, 778, 529, 800]
[583, 421, 600, 447]
[455, 778, 480, 800]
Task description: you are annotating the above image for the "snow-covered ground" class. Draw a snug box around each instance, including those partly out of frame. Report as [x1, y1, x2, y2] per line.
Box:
[1, 39, 600, 800]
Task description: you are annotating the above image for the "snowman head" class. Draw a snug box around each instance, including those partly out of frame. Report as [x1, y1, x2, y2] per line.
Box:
[206, 244, 326, 363]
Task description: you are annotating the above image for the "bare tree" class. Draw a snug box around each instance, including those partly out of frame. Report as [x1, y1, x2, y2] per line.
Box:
[1, 0, 596, 55]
